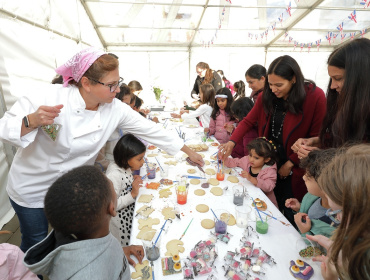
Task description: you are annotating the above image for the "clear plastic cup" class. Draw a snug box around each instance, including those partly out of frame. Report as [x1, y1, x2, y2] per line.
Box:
[235, 205, 252, 228]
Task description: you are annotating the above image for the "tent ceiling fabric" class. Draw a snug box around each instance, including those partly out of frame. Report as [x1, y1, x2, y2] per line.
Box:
[0, 0, 369, 49]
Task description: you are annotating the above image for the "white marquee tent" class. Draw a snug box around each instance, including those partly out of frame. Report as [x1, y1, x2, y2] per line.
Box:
[0, 0, 369, 226]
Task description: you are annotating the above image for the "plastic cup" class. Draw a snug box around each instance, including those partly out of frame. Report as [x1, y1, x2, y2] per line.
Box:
[142, 231, 161, 261]
[256, 219, 269, 234]
[132, 169, 140, 176]
[147, 163, 157, 179]
[216, 171, 225, 181]
[235, 205, 252, 228]
[176, 185, 188, 205]
[214, 209, 230, 234]
[233, 185, 245, 206]
[160, 166, 169, 178]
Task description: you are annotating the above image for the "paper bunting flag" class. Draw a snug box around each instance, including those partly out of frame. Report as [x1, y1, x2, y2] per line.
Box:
[278, 13, 284, 26]
[361, 29, 367, 37]
[226, 0, 232, 3]
[348, 10, 357, 23]
[341, 33, 347, 42]
[293, 41, 298, 51]
[360, 0, 370, 8]
[271, 22, 276, 35]
[307, 43, 312, 53]
[265, 30, 269, 40]
[332, 33, 338, 43]
[286, 2, 292, 16]
[315, 39, 321, 51]
[300, 43, 305, 52]
[326, 32, 332, 45]
[350, 32, 356, 40]
[283, 32, 289, 40]
[289, 36, 293, 44]
[337, 22, 344, 34]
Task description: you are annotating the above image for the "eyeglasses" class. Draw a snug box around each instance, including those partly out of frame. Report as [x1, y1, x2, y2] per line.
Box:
[88, 77, 123, 93]
[325, 208, 341, 225]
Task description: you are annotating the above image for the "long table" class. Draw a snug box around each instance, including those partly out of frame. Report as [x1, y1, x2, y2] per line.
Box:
[129, 114, 323, 280]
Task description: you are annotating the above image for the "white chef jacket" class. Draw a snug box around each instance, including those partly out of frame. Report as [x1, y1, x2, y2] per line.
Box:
[181, 103, 213, 128]
[0, 84, 183, 208]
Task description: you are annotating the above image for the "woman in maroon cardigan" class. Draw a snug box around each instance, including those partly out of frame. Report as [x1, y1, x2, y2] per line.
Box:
[220, 55, 326, 221]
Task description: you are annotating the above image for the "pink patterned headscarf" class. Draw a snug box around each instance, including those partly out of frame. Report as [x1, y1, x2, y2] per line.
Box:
[55, 47, 106, 87]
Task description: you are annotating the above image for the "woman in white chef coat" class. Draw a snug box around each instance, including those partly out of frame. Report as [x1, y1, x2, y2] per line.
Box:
[0, 47, 203, 253]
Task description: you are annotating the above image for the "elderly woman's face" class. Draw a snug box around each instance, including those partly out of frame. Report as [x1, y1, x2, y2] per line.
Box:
[196, 68, 206, 78]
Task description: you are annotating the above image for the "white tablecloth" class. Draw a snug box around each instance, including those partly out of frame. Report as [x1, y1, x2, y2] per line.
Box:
[129, 116, 323, 280]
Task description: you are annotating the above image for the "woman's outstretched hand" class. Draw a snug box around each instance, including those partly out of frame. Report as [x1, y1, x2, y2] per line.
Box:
[218, 141, 235, 160]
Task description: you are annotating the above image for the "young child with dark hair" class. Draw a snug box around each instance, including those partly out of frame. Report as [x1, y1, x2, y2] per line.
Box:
[172, 83, 215, 127]
[205, 87, 235, 144]
[224, 137, 278, 207]
[285, 148, 338, 238]
[229, 97, 258, 158]
[23, 165, 144, 279]
[106, 133, 145, 246]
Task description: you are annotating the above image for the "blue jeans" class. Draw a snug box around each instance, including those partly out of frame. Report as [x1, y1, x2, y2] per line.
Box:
[9, 198, 48, 253]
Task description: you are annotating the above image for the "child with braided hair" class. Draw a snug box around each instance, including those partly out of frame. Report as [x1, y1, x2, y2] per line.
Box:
[224, 137, 278, 207]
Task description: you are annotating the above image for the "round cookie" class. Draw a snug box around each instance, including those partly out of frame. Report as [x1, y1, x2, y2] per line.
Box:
[197, 153, 205, 158]
[205, 168, 216, 175]
[201, 219, 215, 229]
[227, 175, 239, 183]
[196, 204, 209, 213]
[194, 189, 206, 196]
[204, 160, 210, 165]
[227, 214, 236, 226]
[210, 187, 223, 196]
[147, 153, 158, 157]
[208, 178, 219, 186]
[190, 179, 200, 185]
[187, 168, 196, 174]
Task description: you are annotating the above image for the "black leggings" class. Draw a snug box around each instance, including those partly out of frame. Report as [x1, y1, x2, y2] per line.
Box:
[274, 176, 298, 230]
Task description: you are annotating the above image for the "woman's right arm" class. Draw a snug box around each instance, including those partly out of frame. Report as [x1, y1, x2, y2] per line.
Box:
[219, 94, 262, 159]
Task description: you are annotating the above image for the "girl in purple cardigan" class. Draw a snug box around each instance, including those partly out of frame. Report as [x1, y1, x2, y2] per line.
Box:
[224, 137, 278, 207]
[204, 88, 235, 144]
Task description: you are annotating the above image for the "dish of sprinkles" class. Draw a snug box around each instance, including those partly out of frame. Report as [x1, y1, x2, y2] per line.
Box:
[299, 246, 324, 258]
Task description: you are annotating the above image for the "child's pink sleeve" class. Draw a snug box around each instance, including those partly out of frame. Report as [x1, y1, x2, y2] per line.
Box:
[256, 164, 277, 193]
[224, 156, 249, 170]
[208, 118, 216, 135]
[0, 243, 38, 280]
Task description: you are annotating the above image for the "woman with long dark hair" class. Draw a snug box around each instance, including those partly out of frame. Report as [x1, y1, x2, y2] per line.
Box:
[219, 55, 326, 222]
[292, 38, 370, 157]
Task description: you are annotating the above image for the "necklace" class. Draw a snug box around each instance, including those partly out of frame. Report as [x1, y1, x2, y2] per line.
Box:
[271, 104, 286, 139]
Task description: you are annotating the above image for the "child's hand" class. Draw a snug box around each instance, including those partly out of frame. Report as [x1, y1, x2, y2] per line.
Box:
[224, 123, 234, 133]
[240, 170, 249, 178]
[123, 245, 144, 267]
[294, 213, 311, 234]
[170, 113, 181, 118]
[131, 177, 143, 198]
[285, 198, 301, 212]
[204, 128, 210, 133]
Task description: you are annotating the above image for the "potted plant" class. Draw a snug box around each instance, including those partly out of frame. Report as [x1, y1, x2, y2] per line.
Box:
[153, 87, 163, 102]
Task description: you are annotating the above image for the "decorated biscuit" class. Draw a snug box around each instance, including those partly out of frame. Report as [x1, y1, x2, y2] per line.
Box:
[165, 239, 185, 256]
[289, 260, 314, 280]
[131, 260, 152, 280]
[138, 218, 160, 230]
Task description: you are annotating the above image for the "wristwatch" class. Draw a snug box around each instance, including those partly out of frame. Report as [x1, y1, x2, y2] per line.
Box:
[23, 115, 34, 129]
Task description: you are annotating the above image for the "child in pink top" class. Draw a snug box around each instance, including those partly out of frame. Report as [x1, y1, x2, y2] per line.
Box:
[0, 243, 38, 280]
[224, 137, 278, 207]
[205, 88, 235, 144]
